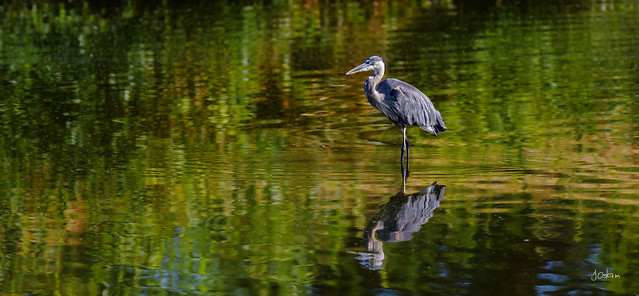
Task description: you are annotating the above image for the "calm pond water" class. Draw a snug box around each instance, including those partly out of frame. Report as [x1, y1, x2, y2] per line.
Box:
[1, 0, 638, 295]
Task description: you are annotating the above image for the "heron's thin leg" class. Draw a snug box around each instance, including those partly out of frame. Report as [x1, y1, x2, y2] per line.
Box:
[403, 128, 410, 177]
[400, 144, 405, 173]
[400, 127, 410, 177]
[400, 168, 407, 194]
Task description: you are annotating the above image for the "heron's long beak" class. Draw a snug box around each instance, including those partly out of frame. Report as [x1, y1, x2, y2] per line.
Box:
[346, 62, 370, 75]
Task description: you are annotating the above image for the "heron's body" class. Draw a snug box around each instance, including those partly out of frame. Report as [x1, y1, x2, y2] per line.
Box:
[346, 56, 446, 174]
[366, 78, 446, 135]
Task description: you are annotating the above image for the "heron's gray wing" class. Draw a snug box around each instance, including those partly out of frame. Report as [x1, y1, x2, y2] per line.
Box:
[379, 78, 446, 135]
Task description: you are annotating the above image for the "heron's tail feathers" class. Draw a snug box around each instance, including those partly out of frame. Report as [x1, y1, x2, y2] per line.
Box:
[419, 110, 447, 137]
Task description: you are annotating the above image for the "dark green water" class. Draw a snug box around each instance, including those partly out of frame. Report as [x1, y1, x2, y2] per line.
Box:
[1, 0, 638, 295]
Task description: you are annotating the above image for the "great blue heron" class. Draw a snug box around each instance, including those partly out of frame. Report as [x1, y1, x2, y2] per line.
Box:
[346, 56, 446, 175]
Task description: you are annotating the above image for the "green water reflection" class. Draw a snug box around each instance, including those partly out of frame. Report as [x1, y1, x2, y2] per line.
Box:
[0, 0, 638, 295]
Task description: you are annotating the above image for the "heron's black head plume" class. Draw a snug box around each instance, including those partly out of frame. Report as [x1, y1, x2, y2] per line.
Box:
[346, 56, 385, 75]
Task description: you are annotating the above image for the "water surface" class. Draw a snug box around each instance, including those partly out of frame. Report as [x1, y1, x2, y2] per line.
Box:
[0, 0, 638, 295]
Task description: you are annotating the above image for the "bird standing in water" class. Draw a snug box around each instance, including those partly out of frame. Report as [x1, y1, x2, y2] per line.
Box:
[346, 56, 446, 176]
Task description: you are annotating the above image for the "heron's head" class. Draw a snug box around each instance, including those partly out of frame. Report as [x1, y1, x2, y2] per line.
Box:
[346, 56, 385, 75]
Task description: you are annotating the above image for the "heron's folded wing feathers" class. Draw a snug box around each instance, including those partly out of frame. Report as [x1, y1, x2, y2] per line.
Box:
[380, 79, 446, 135]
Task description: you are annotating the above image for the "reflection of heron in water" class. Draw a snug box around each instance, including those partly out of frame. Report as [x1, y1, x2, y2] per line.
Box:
[354, 178, 446, 270]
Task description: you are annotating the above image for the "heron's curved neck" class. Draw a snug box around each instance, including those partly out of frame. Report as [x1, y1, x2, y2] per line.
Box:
[364, 68, 385, 102]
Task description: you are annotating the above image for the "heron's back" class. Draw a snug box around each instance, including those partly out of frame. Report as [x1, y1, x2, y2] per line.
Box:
[376, 78, 446, 136]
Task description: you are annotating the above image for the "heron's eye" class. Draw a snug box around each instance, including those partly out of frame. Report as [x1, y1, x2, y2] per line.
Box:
[370, 61, 376, 65]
